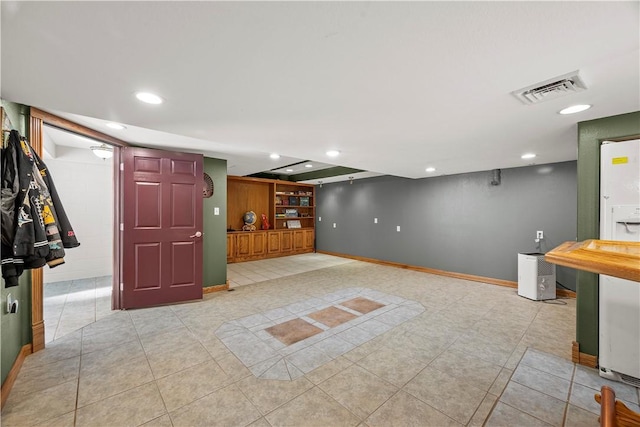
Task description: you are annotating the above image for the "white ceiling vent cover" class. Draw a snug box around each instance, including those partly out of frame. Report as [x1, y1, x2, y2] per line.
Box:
[512, 71, 587, 105]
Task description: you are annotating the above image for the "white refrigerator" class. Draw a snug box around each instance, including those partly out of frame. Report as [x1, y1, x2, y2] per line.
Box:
[599, 139, 640, 386]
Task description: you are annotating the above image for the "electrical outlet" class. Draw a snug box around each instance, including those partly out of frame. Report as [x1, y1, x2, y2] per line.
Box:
[318, 217, 321, 221]
[333, 223, 337, 228]
[397, 225, 401, 232]
[536, 230, 544, 239]
[374, 218, 378, 224]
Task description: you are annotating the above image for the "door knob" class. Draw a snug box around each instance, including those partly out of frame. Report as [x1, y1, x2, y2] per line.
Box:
[190, 231, 203, 238]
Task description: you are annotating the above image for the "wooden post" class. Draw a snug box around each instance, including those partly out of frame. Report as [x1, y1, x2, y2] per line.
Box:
[29, 115, 45, 352]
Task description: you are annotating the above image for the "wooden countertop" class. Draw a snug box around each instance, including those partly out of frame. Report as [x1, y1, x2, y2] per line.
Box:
[227, 228, 314, 234]
[545, 239, 640, 282]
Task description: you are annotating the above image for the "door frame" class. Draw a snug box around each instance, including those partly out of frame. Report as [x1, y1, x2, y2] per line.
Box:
[28, 108, 129, 352]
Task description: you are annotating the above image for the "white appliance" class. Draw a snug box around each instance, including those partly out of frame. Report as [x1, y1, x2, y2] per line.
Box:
[599, 139, 640, 387]
[518, 253, 556, 301]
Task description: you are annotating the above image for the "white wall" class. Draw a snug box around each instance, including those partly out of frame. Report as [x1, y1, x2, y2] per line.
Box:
[43, 145, 114, 283]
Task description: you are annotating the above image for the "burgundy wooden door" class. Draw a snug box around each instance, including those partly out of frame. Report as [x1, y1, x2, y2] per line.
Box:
[121, 147, 203, 309]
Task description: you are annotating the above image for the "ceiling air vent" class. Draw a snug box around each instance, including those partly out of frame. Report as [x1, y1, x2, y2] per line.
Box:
[512, 71, 587, 105]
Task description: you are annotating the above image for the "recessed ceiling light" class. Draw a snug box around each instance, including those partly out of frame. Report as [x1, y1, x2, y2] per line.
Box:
[286, 169, 293, 172]
[305, 164, 313, 168]
[135, 92, 163, 104]
[326, 150, 340, 157]
[106, 122, 126, 130]
[270, 153, 280, 159]
[425, 167, 436, 173]
[521, 153, 536, 159]
[559, 104, 591, 115]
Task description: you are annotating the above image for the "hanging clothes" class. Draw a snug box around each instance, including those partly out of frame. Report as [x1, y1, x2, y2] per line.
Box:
[1, 130, 79, 287]
[35, 148, 80, 250]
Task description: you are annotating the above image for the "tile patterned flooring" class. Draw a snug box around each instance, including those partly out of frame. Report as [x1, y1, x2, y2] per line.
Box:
[43, 254, 352, 344]
[43, 275, 114, 343]
[486, 348, 640, 426]
[217, 289, 424, 380]
[3, 253, 636, 426]
[227, 254, 354, 288]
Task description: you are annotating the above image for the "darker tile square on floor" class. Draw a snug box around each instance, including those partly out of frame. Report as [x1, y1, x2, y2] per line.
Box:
[307, 306, 357, 328]
[341, 297, 385, 314]
[266, 318, 323, 345]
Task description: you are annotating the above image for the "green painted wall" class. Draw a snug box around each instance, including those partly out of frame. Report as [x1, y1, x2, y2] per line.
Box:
[1, 100, 32, 384]
[202, 157, 227, 287]
[576, 111, 640, 357]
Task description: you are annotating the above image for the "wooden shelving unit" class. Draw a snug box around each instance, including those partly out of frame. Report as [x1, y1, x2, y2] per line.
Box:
[227, 176, 315, 263]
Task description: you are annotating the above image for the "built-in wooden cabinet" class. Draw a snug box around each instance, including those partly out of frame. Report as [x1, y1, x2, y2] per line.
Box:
[227, 229, 314, 262]
[280, 230, 293, 253]
[304, 229, 315, 250]
[226, 234, 234, 262]
[274, 182, 315, 230]
[293, 230, 304, 251]
[267, 231, 281, 254]
[235, 233, 252, 258]
[232, 231, 267, 260]
[252, 232, 267, 256]
[227, 176, 315, 263]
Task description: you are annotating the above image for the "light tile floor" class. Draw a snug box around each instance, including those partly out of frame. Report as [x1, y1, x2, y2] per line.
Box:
[486, 347, 640, 426]
[5, 253, 619, 426]
[43, 254, 350, 343]
[218, 288, 425, 380]
[227, 253, 354, 288]
[43, 276, 114, 343]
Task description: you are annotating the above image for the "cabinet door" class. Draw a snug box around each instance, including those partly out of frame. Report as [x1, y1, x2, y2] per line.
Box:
[227, 234, 235, 261]
[293, 230, 304, 251]
[236, 233, 252, 258]
[281, 231, 293, 252]
[268, 232, 281, 253]
[303, 229, 315, 250]
[251, 232, 267, 256]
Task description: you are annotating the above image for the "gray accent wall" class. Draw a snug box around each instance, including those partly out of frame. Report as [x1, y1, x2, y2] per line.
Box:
[316, 161, 577, 291]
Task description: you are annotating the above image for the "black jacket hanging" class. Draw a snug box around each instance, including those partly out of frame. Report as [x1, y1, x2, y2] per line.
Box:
[34, 149, 80, 249]
[1, 130, 80, 287]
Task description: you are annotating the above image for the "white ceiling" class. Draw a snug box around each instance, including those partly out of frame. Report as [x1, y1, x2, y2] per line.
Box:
[2, 2, 639, 182]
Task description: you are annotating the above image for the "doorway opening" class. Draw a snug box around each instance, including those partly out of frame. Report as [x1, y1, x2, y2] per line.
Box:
[41, 124, 115, 343]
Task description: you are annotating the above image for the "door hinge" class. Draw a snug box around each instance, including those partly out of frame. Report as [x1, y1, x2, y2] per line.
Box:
[120, 163, 124, 171]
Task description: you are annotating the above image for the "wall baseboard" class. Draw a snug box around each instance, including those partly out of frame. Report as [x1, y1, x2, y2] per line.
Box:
[317, 250, 577, 298]
[572, 341, 598, 368]
[557, 288, 577, 298]
[203, 280, 229, 294]
[1, 344, 32, 409]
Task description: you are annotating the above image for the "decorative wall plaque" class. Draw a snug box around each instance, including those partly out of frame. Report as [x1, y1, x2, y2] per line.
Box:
[203, 172, 214, 198]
